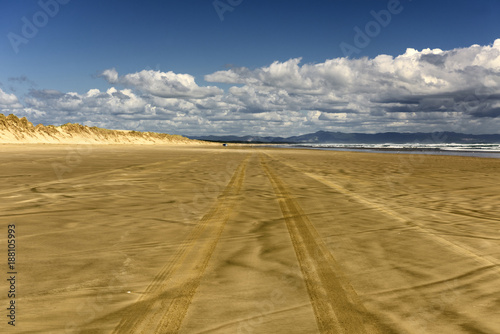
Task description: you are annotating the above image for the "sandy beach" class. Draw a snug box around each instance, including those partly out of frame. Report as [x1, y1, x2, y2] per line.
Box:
[1, 144, 499, 333]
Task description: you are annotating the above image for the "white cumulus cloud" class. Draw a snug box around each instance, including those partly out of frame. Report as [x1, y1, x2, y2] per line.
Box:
[7, 40, 500, 136]
[100, 68, 223, 99]
[0, 88, 23, 109]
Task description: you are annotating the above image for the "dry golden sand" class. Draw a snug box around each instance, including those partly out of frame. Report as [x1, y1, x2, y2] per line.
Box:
[1, 144, 499, 333]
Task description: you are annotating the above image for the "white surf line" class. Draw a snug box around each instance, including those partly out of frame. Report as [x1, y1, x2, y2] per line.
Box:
[265, 154, 500, 275]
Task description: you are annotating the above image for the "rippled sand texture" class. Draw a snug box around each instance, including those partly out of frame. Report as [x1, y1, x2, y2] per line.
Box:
[1, 145, 499, 333]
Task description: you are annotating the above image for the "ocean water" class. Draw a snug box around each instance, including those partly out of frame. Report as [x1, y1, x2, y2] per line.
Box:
[278, 143, 500, 159]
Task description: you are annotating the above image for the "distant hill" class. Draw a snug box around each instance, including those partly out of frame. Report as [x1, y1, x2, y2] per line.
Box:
[191, 134, 288, 143]
[191, 130, 500, 144]
[0, 114, 202, 145]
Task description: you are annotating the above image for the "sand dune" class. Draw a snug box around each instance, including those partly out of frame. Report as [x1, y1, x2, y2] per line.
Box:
[0, 114, 201, 145]
[0, 145, 499, 333]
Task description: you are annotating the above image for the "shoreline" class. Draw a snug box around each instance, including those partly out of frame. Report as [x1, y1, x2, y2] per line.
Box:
[264, 144, 500, 159]
[3, 141, 500, 159]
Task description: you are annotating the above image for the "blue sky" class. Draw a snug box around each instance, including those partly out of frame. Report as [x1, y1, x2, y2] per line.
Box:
[1, 0, 500, 136]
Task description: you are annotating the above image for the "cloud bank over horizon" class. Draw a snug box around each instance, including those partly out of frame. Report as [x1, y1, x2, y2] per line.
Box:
[2, 40, 500, 136]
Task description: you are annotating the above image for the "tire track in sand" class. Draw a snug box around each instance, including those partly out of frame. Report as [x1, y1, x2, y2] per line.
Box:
[269, 156, 500, 275]
[260, 155, 381, 334]
[111, 156, 248, 334]
[0, 152, 223, 196]
[0, 161, 167, 196]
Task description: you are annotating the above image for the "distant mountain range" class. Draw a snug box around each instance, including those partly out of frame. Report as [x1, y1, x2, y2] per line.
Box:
[189, 131, 500, 144]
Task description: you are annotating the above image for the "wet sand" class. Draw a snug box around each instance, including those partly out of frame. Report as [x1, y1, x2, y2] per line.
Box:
[1, 144, 499, 333]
